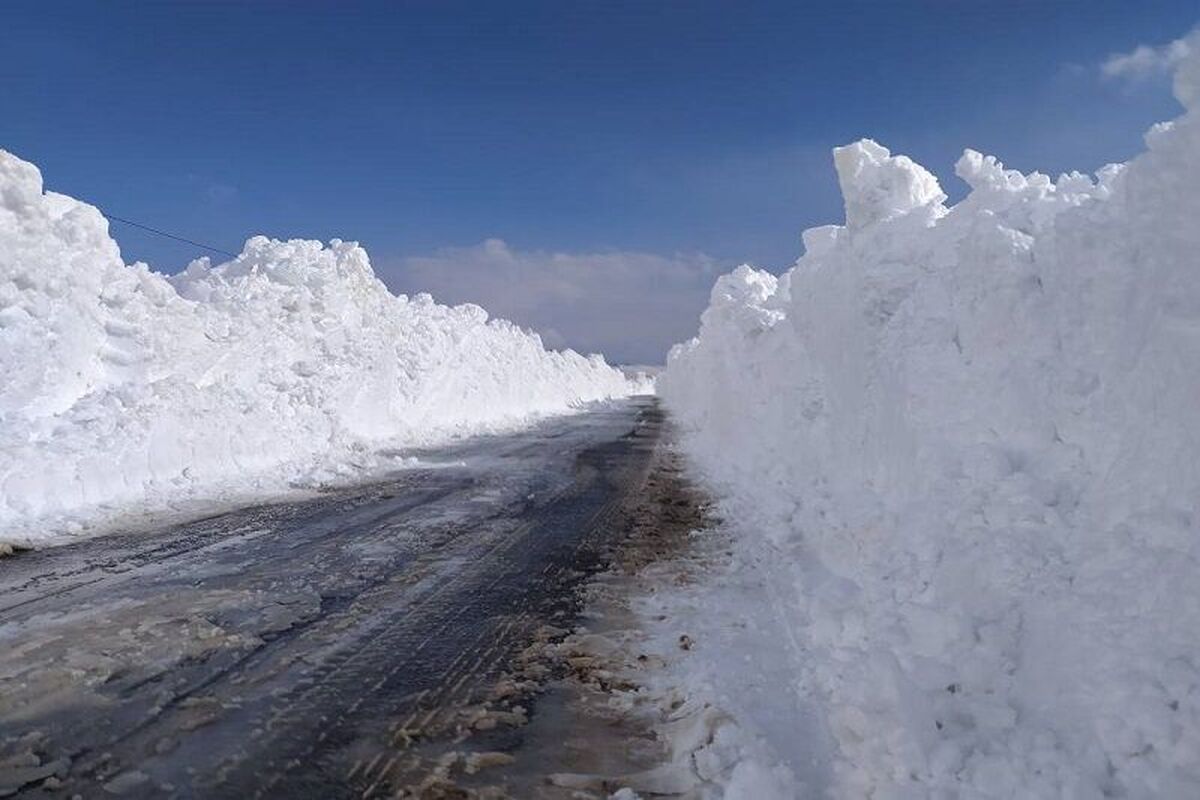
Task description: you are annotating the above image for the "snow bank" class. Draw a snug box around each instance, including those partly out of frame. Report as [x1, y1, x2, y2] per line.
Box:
[662, 33, 1200, 797]
[0, 151, 637, 543]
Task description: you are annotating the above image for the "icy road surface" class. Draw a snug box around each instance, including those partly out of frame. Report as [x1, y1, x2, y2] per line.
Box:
[0, 397, 661, 798]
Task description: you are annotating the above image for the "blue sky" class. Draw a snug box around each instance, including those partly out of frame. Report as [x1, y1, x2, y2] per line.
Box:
[2, 1, 1196, 362]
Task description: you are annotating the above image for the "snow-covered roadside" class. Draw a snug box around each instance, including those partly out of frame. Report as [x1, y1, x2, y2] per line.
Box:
[0, 149, 642, 547]
[660, 31, 1200, 799]
[619, 527, 820, 798]
[520, 439, 815, 799]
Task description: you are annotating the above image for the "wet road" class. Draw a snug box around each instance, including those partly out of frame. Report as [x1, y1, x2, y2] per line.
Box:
[0, 397, 661, 798]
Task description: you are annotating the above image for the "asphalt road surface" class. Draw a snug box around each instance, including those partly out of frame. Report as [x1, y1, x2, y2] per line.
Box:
[0, 397, 663, 798]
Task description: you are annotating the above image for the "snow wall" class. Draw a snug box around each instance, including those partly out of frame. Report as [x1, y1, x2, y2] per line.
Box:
[661, 35, 1200, 797]
[0, 150, 640, 544]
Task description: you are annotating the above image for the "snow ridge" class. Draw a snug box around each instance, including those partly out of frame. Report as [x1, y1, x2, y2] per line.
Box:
[662, 32, 1200, 797]
[0, 153, 637, 543]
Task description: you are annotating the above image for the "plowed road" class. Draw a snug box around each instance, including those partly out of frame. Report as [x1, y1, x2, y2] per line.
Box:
[0, 397, 661, 798]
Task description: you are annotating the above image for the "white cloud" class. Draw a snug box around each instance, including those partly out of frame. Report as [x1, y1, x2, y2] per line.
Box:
[379, 239, 723, 365]
[1101, 36, 1191, 82]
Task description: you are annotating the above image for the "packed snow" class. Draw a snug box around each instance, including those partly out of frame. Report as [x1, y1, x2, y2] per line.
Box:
[0, 150, 642, 545]
[661, 32, 1200, 798]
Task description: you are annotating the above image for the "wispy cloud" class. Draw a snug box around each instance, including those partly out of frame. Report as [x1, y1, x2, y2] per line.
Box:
[1101, 36, 1191, 82]
[185, 173, 239, 205]
[379, 239, 723, 365]
[205, 182, 238, 204]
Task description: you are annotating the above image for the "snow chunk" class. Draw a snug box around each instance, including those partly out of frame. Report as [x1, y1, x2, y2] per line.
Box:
[800, 225, 841, 259]
[833, 138, 946, 229]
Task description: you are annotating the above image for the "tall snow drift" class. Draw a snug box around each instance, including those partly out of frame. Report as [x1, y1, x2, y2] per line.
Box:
[0, 152, 638, 543]
[662, 32, 1200, 797]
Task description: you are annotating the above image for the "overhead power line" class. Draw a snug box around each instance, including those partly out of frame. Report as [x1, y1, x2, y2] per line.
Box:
[102, 211, 239, 258]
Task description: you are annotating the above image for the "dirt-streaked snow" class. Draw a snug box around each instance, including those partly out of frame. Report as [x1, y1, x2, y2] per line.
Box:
[661, 31, 1200, 798]
[0, 150, 641, 545]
